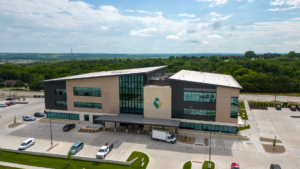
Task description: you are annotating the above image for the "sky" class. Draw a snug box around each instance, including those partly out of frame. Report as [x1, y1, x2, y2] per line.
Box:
[0, 0, 300, 53]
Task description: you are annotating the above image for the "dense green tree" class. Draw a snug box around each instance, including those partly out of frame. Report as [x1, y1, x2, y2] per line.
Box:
[244, 51, 256, 59]
[13, 80, 25, 89]
[286, 51, 296, 58]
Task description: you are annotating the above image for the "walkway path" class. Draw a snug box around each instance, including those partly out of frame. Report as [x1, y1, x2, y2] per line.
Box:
[0, 161, 53, 169]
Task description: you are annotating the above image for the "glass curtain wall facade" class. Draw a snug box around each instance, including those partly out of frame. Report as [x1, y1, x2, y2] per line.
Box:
[231, 97, 238, 118]
[183, 108, 216, 116]
[119, 74, 147, 114]
[179, 122, 237, 134]
[55, 101, 67, 107]
[46, 112, 79, 120]
[74, 102, 102, 109]
[55, 89, 66, 95]
[184, 92, 216, 102]
[73, 87, 101, 97]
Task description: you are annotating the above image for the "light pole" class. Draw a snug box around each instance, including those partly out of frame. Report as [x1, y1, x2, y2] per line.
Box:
[49, 105, 53, 147]
[275, 77, 277, 102]
[209, 121, 212, 168]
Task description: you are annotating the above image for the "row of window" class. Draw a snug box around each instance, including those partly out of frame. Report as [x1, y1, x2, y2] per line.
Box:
[55, 87, 102, 97]
[179, 122, 237, 134]
[74, 102, 102, 109]
[184, 92, 216, 103]
[183, 108, 216, 116]
[231, 97, 238, 118]
[46, 112, 79, 120]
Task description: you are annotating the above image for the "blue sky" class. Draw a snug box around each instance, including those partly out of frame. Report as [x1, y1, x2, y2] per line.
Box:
[0, 0, 299, 53]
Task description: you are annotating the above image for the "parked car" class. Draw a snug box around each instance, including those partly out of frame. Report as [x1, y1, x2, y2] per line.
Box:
[297, 106, 300, 111]
[6, 97, 14, 101]
[18, 138, 35, 150]
[34, 112, 45, 117]
[0, 104, 7, 107]
[96, 143, 113, 159]
[231, 163, 240, 169]
[270, 164, 281, 169]
[6, 102, 13, 106]
[275, 105, 281, 110]
[63, 124, 76, 132]
[291, 106, 296, 111]
[22, 115, 36, 121]
[151, 129, 177, 144]
[9, 101, 16, 105]
[69, 141, 84, 155]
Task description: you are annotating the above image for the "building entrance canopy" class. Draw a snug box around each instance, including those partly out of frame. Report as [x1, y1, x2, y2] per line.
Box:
[95, 114, 181, 127]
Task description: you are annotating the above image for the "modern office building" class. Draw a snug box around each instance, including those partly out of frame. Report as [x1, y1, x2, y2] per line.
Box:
[40, 65, 242, 134]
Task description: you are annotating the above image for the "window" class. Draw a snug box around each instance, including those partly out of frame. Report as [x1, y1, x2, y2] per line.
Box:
[93, 115, 102, 124]
[84, 114, 89, 121]
[46, 112, 79, 120]
[183, 108, 216, 116]
[179, 122, 237, 134]
[184, 92, 216, 103]
[73, 87, 101, 97]
[74, 102, 102, 109]
[55, 89, 66, 95]
[56, 101, 67, 107]
[231, 97, 238, 118]
[119, 74, 146, 114]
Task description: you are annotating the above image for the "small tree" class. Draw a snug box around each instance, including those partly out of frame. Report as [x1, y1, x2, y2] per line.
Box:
[23, 97, 26, 101]
[13, 80, 25, 89]
[67, 151, 73, 160]
[18, 98, 20, 101]
[273, 136, 276, 151]
[14, 115, 16, 123]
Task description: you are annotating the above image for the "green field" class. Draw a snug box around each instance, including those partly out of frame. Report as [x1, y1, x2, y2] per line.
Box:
[0, 150, 149, 169]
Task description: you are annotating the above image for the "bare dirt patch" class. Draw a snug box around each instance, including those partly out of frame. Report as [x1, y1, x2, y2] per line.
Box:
[177, 135, 196, 144]
[262, 144, 286, 153]
[249, 105, 268, 110]
[8, 122, 23, 128]
[260, 137, 282, 143]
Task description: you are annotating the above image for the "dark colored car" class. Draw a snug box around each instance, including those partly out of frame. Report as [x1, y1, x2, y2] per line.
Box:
[9, 101, 16, 105]
[291, 106, 296, 111]
[63, 124, 76, 132]
[34, 112, 45, 117]
[270, 164, 281, 169]
[6, 102, 13, 106]
[297, 106, 300, 111]
[275, 105, 281, 110]
[6, 97, 14, 101]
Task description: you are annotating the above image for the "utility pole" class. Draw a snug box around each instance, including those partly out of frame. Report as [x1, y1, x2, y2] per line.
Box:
[275, 77, 277, 102]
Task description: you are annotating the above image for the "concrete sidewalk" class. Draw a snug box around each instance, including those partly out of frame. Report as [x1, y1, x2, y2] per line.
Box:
[0, 161, 53, 169]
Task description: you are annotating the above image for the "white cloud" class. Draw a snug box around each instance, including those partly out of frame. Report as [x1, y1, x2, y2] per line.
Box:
[203, 41, 210, 44]
[206, 34, 222, 38]
[268, 44, 282, 47]
[198, 0, 228, 7]
[77, 45, 92, 48]
[291, 17, 300, 21]
[125, 10, 134, 12]
[181, 18, 201, 22]
[268, 7, 288, 11]
[178, 13, 196, 17]
[166, 35, 179, 39]
[100, 26, 109, 30]
[137, 10, 151, 14]
[130, 28, 157, 37]
[153, 47, 159, 50]
[271, 0, 285, 5]
[209, 12, 232, 21]
[100, 5, 118, 13]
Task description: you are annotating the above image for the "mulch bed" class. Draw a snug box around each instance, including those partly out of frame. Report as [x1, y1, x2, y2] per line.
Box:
[262, 144, 286, 153]
[176, 135, 196, 144]
[204, 138, 209, 146]
[8, 122, 23, 128]
[77, 129, 102, 133]
[249, 105, 268, 110]
[15, 102, 29, 104]
[291, 116, 300, 118]
[260, 137, 282, 143]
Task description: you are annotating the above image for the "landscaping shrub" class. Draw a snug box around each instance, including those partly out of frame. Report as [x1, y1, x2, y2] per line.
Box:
[183, 161, 192, 169]
[34, 95, 36, 98]
[202, 161, 215, 169]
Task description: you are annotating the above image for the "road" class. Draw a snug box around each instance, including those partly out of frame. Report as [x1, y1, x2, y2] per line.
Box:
[240, 94, 300, 102]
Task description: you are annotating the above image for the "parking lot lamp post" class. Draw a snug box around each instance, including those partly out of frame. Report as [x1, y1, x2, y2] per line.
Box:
[275, 77, 277, 102]
[49, 105, 53, 147]
[209, 121, 212, 168]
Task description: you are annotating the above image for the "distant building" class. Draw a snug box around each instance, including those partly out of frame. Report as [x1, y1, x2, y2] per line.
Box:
[4, 80, 18, 87]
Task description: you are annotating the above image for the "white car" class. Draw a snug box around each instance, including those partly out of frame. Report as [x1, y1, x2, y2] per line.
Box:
[0, 104, 7, 107]
[22, 115, 36, 121]
[96, 143, 113, 159]
[19, 138, 35, 150]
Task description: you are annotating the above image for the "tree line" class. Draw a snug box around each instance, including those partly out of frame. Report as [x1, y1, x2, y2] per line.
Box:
[0, 51, 299, 93]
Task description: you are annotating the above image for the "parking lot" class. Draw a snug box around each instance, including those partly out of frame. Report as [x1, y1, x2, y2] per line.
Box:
[1, 100, 300, 168]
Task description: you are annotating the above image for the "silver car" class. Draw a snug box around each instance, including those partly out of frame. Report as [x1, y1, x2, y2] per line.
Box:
[0, 104, 7, 107]
[23, 115, 36, 121]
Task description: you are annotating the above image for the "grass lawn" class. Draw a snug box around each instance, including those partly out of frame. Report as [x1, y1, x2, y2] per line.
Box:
[238, 124, 250, 131]
[0, 165, 20, 169]
[183, 161, 192, 169]
[239, 102, 245, 109]
[240, 110, 248, 120]
[202, 161, 215, 169]
[240, 92, 300, 97]
[0, 150, 148, 169]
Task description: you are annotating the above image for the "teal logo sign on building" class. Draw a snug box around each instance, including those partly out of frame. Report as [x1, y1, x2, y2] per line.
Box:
[153, 98, 161, 109]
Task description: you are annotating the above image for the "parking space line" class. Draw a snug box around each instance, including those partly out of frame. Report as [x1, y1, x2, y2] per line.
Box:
[86, 147, 97, 157]
[243, 142, 248, 151]
[115, 150, 124, 160]
[57, 144, 70, 154]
